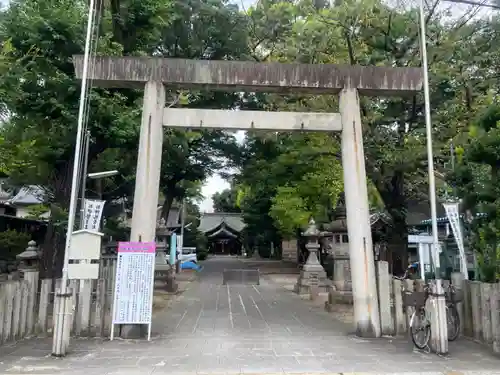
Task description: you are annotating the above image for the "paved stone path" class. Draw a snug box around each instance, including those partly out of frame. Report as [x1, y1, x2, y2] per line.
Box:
[0, 257, 499, 375]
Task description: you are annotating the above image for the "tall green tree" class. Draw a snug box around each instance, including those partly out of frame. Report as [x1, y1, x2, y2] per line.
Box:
[449, 104, 500, 282]
[0, 0, 246, 277]
[238, 0, 492, 271]
[212, 186, 241, 213]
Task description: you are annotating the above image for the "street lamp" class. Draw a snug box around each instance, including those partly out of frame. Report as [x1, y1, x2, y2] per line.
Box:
[79, 169, 119, 230]
[88, 170, 119, 179]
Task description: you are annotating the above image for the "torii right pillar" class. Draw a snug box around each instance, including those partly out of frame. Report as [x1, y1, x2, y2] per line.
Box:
[339, 87, 381, 337]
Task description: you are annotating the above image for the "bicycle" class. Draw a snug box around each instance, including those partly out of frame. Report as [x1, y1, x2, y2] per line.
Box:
[396, 263, 462, 348]
[445, 283, 462, 341]
[395, 262, 431, 349]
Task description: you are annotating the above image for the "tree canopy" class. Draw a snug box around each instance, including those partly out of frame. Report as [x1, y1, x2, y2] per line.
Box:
[1, 0, 500, 278]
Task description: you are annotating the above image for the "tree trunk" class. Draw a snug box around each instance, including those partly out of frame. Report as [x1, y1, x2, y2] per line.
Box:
[160, 190, 175, 222]
[40, 157, 73, 279]
[40, 211, 56, 279]
[379, 171, 408, 275]
[387, 216, 407, 275]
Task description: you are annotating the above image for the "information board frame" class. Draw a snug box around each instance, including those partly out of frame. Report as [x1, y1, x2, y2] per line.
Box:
[110, 241, 156, 341]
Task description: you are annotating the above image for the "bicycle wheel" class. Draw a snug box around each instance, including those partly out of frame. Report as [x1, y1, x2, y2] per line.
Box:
[447, 304, 460, 341]
[410, 309, 431, 349]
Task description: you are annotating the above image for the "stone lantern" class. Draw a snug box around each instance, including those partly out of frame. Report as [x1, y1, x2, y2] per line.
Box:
[17, 240, 40, 272]
[303, 218, 321, 269]
[294, 218, 329, 295]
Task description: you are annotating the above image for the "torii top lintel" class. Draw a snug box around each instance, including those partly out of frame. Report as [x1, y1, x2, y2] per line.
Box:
[73, 56, 422, 96]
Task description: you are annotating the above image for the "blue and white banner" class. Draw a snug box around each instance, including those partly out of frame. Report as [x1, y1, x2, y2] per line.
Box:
[443, 202, 468, 279]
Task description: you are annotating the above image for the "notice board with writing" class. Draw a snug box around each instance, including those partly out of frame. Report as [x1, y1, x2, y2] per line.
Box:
[110, 241, 155, 341]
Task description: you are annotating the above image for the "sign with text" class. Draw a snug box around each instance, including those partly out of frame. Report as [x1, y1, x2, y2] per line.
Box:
[83, 199, 105, 231]
[110, 241, 156, 341]
[443, 202, 468, 279]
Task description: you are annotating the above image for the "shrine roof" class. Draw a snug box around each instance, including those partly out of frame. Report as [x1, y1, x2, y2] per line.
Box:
[207, 226, 239, 239]
[198, 212, 245, 234]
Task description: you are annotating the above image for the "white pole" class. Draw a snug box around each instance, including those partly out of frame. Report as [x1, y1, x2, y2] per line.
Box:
[418, 0, 448, 354]
[52, 0, 96, 356]
[79, 131, 90, 230]
[177, 200, 186, 273]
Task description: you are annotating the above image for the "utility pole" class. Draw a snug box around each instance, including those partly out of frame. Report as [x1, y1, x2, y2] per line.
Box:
[52, 0, 96, 357]
[418, 0, 449, 354]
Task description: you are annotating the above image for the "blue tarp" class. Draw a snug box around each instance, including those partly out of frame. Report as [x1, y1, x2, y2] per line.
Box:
[181, 261, 202, 271]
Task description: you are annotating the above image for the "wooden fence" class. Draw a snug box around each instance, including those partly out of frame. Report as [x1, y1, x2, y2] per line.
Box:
[0, 270, 39, 343]
[375, 260, 500, 354]
[0, 258, 117, 345]
[0, 254, 180, 346]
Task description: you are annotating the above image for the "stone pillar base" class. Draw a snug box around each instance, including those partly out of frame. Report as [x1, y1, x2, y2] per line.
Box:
[324, 285, 353, 310]
[294, 267, 329, 295]
[165, 268, 178, 292]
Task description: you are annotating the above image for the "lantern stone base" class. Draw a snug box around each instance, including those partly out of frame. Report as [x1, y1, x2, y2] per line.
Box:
[294, 266, 330, 295]
[325, 254, 353, 308]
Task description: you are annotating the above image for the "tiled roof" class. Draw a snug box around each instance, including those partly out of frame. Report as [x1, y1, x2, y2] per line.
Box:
[198, 212, 245, 233]
[207, 227, 239, 238]
[9, 186, 45, 205]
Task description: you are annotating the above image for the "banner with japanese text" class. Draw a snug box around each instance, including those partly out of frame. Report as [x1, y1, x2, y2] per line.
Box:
[83, 199, 105, 231]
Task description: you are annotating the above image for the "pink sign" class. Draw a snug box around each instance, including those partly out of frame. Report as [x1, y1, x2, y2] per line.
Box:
[117, 241, 156, 253]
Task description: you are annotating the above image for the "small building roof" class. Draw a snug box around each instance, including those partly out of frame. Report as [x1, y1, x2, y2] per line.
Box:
[198, 212, 245, 234]
[326, 212, 392, 232]
[8, 186, 45, 205]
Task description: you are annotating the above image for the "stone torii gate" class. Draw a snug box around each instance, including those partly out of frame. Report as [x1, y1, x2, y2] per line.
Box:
[73, 56, 422, 338]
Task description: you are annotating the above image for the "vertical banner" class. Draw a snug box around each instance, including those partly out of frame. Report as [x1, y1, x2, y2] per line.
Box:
[83, 199, 105, 231]
[170, 233, 177, 266]
[110, 241, 156, 341]
[177, 234, 183, 258]
[443, 202, 469, 279]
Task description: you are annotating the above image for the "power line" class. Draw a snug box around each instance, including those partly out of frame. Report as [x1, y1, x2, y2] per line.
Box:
[444, 0, 500, 9]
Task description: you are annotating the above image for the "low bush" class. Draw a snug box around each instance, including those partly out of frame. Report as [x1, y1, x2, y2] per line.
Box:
[0, 229, 31, 261]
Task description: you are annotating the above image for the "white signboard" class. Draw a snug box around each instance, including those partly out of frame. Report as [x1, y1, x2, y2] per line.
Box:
[443, 202, 469, 279]
[83, 199, 105, 231]
[408, 235, 433, 244]
[110, 241, 156, 341]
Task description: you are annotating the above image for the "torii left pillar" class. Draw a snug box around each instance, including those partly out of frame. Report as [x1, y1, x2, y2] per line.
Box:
[122, 81, 165, 339]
